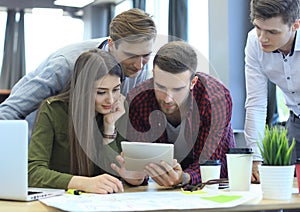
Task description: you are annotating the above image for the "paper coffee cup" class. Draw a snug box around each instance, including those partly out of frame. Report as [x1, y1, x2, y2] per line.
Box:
[200, 160, 221, 190]
[226, 148, 253, 191]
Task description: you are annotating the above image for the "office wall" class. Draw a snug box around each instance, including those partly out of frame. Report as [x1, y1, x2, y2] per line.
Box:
[208, 0, 253, 130]
[83, 4, 112, 39]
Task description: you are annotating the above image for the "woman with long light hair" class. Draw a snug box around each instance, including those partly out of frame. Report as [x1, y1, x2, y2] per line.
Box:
[28, 49, 126, 194]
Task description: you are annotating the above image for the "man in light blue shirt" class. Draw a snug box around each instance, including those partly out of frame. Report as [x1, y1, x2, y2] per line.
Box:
[0, 8, 157, 136]
[244, 0, 300, 183]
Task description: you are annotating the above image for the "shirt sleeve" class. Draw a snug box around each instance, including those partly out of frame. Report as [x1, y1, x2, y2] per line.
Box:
[187, 81, 235, 185]
[0, 55, 71, 120]
[28, 101, 73, 189]
[244, 30, 268, 161]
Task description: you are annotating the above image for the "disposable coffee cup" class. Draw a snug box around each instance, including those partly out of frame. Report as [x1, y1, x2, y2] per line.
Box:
[200, 160, 221, 190]
[295, 158, 300, 193]
[226, 148, 253, 191]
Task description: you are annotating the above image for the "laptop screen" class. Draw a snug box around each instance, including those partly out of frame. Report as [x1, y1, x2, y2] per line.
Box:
[0, 120, 29, 201]
[0, 120, 65, 201]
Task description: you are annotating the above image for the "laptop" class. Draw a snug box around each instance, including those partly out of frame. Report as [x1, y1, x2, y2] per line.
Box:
[0, 120, 65, 201]
[121, 141, 174, 171]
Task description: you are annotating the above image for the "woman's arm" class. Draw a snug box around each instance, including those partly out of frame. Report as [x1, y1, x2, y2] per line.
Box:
[68, 174, 123, 194]
[28, 99, 124, 193]
[28, 100, 73, 189]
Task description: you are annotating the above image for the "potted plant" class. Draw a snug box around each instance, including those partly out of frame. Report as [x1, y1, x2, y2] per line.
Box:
[257, 125, 295, 200]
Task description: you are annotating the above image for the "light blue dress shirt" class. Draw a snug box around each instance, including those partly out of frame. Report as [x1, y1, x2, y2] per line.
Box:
[0, 37, 149, 137]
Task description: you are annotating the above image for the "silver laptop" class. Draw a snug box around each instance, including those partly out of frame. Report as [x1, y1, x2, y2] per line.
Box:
[0, 120, 65, 201]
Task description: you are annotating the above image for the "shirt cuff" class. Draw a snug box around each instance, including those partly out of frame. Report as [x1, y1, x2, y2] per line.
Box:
[248, 143, 263, 161]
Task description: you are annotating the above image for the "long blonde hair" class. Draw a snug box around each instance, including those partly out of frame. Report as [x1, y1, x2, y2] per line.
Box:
[58, 49, 123, 176]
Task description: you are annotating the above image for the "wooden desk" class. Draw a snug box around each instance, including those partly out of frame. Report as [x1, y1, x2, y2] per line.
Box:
[1, 181, 300, 212]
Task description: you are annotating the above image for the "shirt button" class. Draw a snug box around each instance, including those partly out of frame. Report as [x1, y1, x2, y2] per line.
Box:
[287, 77, 290, 80]
[284, 59, 287, 62]
[298, 103, 300, 106]
[292, 92, 295, 94]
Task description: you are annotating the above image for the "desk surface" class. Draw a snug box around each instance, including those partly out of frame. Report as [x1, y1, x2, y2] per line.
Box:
[0, 89, 11, 94]
[0, 89, 10, 104]
[1, 181, 300, 212]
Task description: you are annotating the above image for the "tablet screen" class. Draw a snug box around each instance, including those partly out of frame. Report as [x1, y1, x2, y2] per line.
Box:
[121, 141, 174, 171]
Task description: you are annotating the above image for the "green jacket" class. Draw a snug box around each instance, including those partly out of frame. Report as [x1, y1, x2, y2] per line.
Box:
[28, 97, 123, 189]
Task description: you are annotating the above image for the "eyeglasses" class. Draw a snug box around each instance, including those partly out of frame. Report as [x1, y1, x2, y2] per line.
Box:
[182, 178, 229, 192]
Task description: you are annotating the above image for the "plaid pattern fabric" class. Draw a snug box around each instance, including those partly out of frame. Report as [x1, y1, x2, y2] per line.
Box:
[127, 72, 235, 185]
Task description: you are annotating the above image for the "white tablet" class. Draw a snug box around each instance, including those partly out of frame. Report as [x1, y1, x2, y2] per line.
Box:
[121, 141, 174, 171]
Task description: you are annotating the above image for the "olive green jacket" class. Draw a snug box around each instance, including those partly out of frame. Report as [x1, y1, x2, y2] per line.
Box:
[28, 97, 124, 189]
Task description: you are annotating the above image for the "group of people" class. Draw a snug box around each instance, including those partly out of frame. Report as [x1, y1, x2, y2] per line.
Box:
[0, 0, 299, 193]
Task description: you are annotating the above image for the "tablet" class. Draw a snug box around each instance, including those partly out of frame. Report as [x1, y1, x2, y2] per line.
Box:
[121, 141, 174, 171]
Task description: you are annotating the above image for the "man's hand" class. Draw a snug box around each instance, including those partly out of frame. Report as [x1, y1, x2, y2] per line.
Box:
[111, 154, 146, 186]
[251, 161, 262, 183]
[144, 159, 185, 186]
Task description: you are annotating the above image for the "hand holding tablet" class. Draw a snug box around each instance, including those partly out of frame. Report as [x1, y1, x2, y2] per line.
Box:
[121, 141, 174, 171]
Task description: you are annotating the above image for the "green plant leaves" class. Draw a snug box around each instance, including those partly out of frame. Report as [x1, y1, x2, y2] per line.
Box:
[257, 125, 295, 166]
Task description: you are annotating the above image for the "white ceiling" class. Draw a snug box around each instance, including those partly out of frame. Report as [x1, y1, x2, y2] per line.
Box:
[0, 0, 123, 9]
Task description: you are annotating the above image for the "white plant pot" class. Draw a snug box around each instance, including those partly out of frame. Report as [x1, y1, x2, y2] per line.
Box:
[259, 165, 295, 200]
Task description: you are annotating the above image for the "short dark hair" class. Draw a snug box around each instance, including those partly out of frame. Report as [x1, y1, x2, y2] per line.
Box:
[153, 41, 197, 76]
[250, 0, 300, 26]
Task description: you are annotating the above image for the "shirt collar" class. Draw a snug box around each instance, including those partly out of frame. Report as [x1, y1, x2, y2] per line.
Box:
[294, 30, 300, 51]
[98, 39, 109, 50]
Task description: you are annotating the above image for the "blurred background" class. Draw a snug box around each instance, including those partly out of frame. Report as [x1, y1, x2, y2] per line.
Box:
[0, 0, 288, 140]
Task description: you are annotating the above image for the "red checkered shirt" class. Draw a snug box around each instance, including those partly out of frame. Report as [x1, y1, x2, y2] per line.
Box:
[126, 72, 235, 185]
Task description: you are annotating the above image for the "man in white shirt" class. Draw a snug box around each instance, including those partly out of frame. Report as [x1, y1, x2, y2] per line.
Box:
[244, 0, 300, 183]
[0, 8, 157, 137]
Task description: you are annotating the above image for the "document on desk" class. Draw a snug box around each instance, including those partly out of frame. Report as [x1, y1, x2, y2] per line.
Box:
[40, 189, 260, 211]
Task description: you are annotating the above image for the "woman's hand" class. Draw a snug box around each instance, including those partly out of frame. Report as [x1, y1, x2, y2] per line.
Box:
[68, 174, 124, 194]
[102, 95, 125, 144]
[103, 94, 125, 127]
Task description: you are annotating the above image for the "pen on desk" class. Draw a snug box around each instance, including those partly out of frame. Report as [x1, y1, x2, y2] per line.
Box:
[67, 189, 83, 195]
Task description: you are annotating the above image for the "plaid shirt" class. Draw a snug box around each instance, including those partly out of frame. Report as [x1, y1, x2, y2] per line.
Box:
[127, 72, 235, 185]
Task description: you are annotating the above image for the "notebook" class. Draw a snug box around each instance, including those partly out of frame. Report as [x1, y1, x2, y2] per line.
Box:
[0, 120, 65, 201]
[121, 141, 174, 171]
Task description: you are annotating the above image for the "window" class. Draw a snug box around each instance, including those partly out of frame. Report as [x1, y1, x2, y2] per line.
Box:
[146, 0, 168, 36]
[25, 8, 84, 73]
[115, 0, 132, 15]
[145, 0, 169, 77]
[1, 1, 210, 75]
[188, 0, 209, 60]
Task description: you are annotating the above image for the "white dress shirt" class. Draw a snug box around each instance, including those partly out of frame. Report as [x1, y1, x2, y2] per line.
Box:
[244, 28, 300, 160]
